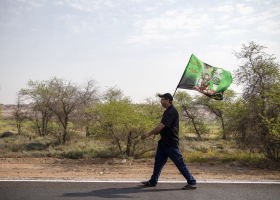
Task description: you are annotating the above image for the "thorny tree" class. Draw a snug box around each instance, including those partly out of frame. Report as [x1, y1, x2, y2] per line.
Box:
[21, 77, 99, 144]
[197, 89, 236, 140]
[47, 77, 99, 144]
[174, 91, 210, 137]
[12, 94, 29, 135]
[20, 80, 53, 136]
[232, 41, 280, 161]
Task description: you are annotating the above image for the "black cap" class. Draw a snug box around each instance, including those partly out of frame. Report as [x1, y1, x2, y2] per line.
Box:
[158, 93, 173, 101]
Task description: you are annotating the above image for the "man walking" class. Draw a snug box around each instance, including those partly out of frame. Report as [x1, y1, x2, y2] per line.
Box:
[141, 93, 197, 190]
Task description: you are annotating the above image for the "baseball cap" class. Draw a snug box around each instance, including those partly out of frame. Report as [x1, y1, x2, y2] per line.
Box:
[158, 93, 173, 101]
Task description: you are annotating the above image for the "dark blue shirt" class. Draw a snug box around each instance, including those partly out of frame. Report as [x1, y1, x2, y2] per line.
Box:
[159, 105, 179, 147]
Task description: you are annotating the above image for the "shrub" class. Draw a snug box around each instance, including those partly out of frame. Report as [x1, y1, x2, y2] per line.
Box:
[198, 145, 209, 153]
[1, 132, 14, 138]
[193, 145, 209, 153]
[216, 143, 226, 149]
[92, 149, 116, 158]
[215, 149, 229, 154]
[221, 156, 236, 163]
[25, 142, 48, 151]
[65, 151, 84, 159]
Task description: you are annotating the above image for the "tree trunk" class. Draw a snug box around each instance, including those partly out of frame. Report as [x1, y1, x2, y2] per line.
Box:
[17, 123, 21, 135]
[221, 116, 226, 140]
[126, 131, 132, 156]
[184, 107, 201, 137]
[62, 119, 68, 144]
[192, 117, 201, 137]
[86, 126, 90, 137]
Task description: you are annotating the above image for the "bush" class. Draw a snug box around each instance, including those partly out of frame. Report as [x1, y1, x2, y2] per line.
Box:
[25, 142, 48, 151]
[216, 143, 226, 149]
[198, 145, 209, 153]
[215, 149, 229, 154]
[221, 156, 236, 163]
[184, 136, 202, 141]
[11, 145, 20, 152]
[138, 150, 156, 158]
[193, 145, 209, 153]
[92, 150, 116, 158]
[65, 151, 84, 159]
[32, 152, 44, 158]
[1, 132, 14, 138]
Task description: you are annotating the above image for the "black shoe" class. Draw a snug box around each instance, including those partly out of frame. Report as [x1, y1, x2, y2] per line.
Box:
[141, 181, 156, 187]
[182, 184, 197, 190]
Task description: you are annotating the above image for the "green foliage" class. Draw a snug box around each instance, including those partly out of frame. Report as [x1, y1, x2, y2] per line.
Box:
[0, 104, 2, 120]
[12, 95, 29, 135]
[0, 120, 18, 133]
[260, 114, 280, 160]
[9, 141, 49, 152]
[92, 149, 117, 158]
[174, 91, 209, 137]
[19, 77, 99, 144]
[1, 131, 14, 138]
[194, 145, 209, 153]
[231, 41, 280, 161]
[215, 148, 229, 154]
[87, 87, 160, 157]
[185, 119, 210, 136]
[65, 151, 84, 159]
[221, 152, 264, 163]
[182, 149, 265, 163]
[261, 114, 280, 141]
[196, 89, 236, 139]
[0, 118, 267, 163]
[20, 80, 54, 136]
[25, 142, 48, 151]
[183, 136, 203, 141]
[0, 86, 2, 120]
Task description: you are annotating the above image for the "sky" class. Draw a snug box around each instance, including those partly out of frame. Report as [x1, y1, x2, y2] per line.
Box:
[0, 0, 280, 104]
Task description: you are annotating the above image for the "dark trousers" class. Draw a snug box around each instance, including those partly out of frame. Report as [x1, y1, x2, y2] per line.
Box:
[149, 142, 196, 186]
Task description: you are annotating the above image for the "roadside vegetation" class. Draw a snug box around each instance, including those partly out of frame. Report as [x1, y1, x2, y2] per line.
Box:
[0, 120, 265, 163]
[0, 41, 279, 163]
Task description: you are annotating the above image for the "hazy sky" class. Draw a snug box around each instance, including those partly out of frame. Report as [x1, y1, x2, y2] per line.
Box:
[0, 0, 280, 104]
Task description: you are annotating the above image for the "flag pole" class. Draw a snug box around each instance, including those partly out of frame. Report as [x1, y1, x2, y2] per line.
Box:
[173, 54, 193, 98]
[173, 87, 178, 97]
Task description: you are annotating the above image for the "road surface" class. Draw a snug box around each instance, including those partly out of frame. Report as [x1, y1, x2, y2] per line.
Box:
[1, 180, 279, 200]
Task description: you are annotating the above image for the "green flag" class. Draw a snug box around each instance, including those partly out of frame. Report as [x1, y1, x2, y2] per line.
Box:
[177, 54, 233, 100]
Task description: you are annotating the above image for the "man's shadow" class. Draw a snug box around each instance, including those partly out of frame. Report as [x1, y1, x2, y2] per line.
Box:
[61, 185, 181, 199]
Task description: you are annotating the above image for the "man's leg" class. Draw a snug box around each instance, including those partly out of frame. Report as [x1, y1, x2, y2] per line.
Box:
[166, 146, 196, 185]
[148, 143, 168, 186]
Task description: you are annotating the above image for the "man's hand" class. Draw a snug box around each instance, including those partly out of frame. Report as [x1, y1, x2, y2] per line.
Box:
[141, 123, 165, 141]
[141, 133, 148, 140]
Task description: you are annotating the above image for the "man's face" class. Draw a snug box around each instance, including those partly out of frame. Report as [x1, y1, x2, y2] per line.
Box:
[160, 97, 168, 108]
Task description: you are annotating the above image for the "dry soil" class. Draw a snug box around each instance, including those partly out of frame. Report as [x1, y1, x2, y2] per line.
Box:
[1, 158, 280, 182]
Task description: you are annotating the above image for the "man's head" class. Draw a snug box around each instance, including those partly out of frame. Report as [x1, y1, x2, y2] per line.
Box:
[158, 93, 173, 108]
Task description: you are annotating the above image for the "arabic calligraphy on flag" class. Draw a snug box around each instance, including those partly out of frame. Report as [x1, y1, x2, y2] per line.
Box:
[177, 54, 233, 100]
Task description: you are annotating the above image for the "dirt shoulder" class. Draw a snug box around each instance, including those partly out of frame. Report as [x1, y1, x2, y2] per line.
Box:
[1, 158, 280, 182]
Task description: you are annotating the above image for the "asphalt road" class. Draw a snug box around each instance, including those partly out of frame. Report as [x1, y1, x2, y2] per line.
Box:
[0, 181, 279, 200]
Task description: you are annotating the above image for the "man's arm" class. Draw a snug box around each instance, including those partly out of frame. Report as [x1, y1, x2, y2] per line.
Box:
[141, 123, 165, 140]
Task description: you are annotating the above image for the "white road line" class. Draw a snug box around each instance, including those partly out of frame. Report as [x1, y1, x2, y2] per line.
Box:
[0, 179, 280, 184]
